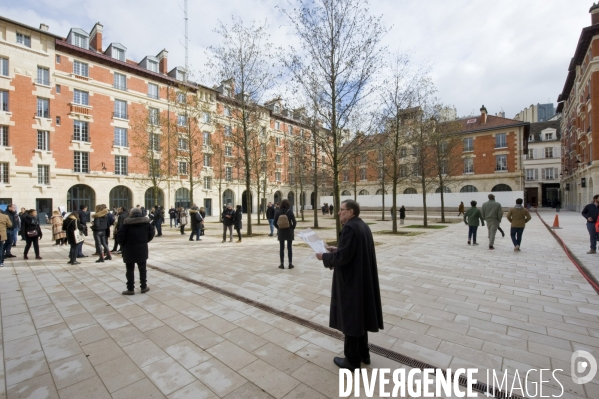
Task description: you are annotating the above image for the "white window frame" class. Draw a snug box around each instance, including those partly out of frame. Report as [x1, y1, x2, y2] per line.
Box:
[204, 176, 212, 190]
[16, 33, 31, 47]
[73, 60, 89, 77]
[0, 57, 8, 76]
[74, 151, 89, 173]
[495, 155, 507, 171]
[275, 171, 281, 182]
[37, 66, 50, 86]
[225, 166, 233, 182]
[114, 73, 127, 90]
[37, 165, 49, 185]
[1, 90, 9, 111]
[150, 134, 161, 152]
[114, 100, 127, 119]
[114, 127, 127, 147]
[0, 162, 8, 183]
[37, 98, 50, 118]
[224, 107, 231, 117]
[178, 161, 188, 175]
[203, 131, 211, 145]
[360, 168, 367, 181]
[149, 108, 159, 125]
[115, 155, 128, 175]
[74, 120, 89, 142]
[0, 126, 7, 147]
[178, 136, 189, 151]
[148, 60, 158, 72]
[37, 130, 50, 151]
[73, 89, 89, 106]
[113, 47, 125, 62]
[148, 83, 158, 99]
[73, 33, 88, 49]
[463, 137, 473, 152]
[225, 145, 232, 157]
[525, 169, 536, 181]
[495, 133, 507, 148]
[204, 154, 211, 167]
[463, 158, 474, 174]
[225, 126, 232, 136]
[202, 112, 210, 123]
[275, 121, 280, 130]
[177, 114, 187, 126]
[545, 147, 553, 158]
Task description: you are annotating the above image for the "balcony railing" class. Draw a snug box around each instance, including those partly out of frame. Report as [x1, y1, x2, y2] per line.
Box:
[70, 104, 91, 115]
[113, 140, 128, 147]
[72, 135, 91, 142]
[36, 111, 50, 119]
[113, 112, 128, 120]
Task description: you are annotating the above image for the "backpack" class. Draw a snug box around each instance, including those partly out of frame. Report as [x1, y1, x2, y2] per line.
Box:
[595, 218, 599, 233]
[278, 210, 290, 229]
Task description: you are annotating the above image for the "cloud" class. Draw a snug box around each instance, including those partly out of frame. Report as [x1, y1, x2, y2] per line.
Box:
[0, 0, 592, 118]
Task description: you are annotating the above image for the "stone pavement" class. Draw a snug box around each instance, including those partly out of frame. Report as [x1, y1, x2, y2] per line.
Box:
[0, 211, 598, 398]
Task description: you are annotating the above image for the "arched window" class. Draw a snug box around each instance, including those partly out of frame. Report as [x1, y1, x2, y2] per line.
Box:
[435, 187, 451, 193]
[67, 184, 96, 212]
[403, 188, 417, 194]
[491, 184, 512, 192]
[376, 189, 387, 195]
[287, 191, 295, 206]
[109, 186, 132, 210]
[358, 190, 369, 195]
[223, 189, 234, 207]
[145, 188, 164, 210]
[460, 185, 478, 193]
[341, 190, 351, 196]
[175, 188, 190, 209]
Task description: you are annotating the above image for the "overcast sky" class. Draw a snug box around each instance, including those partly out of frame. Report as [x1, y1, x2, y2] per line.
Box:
[0, 0, 592, 118]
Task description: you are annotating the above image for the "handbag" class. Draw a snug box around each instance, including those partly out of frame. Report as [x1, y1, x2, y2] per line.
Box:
[74, 229, 85, 244]
[26, 230, 38, 237]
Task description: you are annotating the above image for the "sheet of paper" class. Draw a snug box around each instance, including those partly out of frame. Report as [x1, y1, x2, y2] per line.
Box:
[296, 228, 329, 254]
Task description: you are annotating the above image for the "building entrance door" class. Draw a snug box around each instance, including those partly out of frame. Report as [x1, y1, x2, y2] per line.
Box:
[203, 199, 212, 216]
[525, 187, 538, 207]
[36, 198, 52, 224]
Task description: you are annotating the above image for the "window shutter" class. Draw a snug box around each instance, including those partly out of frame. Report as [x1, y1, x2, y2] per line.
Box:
[554, 146, 560, 158]
[554, 168, 558, 178]
[539, 148, 545, 159]
[541, 168, 545, 179]
[534, 169, 538, 180]
[533, 148, 538, 159]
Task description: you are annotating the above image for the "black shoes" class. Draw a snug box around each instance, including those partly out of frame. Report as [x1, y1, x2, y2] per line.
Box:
[489, 246, 495, 250]
[289, 264, 294, 269]
[141, 287, 150, 293]
[279, 264, 284, 269]
[5, 254, 16, 258]
[122, 290, 134, 295]
[333, 357, 360, 371]
[362, 356, 371, 365]
[95, 258, 104, 263]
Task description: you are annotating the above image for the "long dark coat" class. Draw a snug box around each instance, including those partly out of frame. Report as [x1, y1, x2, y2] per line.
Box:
[63, 215, 84, 246]
[399, 206, 406, 219]
[117, 216, 155, 264]
[22, 214, 43, 239]
[189, 209, 203, 230]
[322, 216, 383, 336]
[273, 207, 296, 242]
[233, 210, 243, 230]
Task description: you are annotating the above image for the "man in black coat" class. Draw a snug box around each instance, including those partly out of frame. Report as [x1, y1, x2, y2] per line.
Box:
[112, 207, 129, 253]
[118, 207, 155, 295]
[2, 204, 17, 259]
[221, 205, 235, 243]
[77, 204, 88, 258]
[154, 205, 164, 236]
[582, 194, 599, 254]
[316, 199, 383, 371]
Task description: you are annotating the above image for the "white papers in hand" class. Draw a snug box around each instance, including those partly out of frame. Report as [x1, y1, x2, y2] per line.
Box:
[296, 228, 329, 254]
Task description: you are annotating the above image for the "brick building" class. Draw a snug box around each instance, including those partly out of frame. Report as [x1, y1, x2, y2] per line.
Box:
[556, 4, 599, 211]
[0, 16, 320, 218]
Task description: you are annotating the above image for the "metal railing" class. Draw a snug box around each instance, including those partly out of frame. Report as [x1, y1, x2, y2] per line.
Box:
[72, 135, 91, 142]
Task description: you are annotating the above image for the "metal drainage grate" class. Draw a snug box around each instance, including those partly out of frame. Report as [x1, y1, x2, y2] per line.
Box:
[147, 264, 525, 399]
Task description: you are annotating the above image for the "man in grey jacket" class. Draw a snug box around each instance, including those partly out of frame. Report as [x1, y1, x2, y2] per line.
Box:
[481, 194, 503, 250]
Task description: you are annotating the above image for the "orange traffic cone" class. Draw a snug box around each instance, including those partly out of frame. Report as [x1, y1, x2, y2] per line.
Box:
[551, 215, 562, 229]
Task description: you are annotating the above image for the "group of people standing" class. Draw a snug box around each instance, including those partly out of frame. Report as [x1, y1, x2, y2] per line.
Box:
[0, 205, 44, 265]
[322, 203, 334, 215]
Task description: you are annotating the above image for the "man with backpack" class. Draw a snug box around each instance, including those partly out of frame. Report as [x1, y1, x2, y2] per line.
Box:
[274, 199, 296, 269]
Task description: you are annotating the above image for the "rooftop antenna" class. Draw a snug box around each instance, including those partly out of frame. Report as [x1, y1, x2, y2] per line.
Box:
[184, 0, 188, 81]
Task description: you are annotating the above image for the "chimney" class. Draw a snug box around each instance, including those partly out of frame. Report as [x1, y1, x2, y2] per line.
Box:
[480, 105, 488, 124]
[157, 49, 168, 74]
[89, 22, 103, 52]
[591, 3, 599, 25]
[39, 23, 49, 32]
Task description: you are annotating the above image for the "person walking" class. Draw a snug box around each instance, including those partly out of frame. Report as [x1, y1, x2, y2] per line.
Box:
[399, 205, 406, 225]
[154, 205, 164, 236]
[506, 198, 532, 251]
[581, 194, 599, 254]
[77, 204, 88, 258]
[329, 203, 334, 215]
[51, 211, 67, 245]
[274, 199, 296, 269]
[169, 206, 177, 228]
[234, 205, 243, 242]
[2, 204, 17, 259]
[481, 194, 503, 250]
[315, 199, 383, 371]
[64, 212, 84, 265]
[199, 207, 207, 238]
[178, 207, 188, 235]
[189, 206, 204, 241]
[112, 207, 128, 254]
[118, 207, 155, 295]
[222, 204, 235, 243]
[22, 209, 43, 260]
[463, 200, 484, 245]
[91, 205, 111, 262]
[0, 210, 12, 267]
[266, 202, 275, 236]
[457, 201, 465, 217]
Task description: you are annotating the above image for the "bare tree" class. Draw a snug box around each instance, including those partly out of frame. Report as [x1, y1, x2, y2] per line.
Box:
[207, 18, 278, 235]
[281, 0, 387, 237]
[129, 103, 175, 207]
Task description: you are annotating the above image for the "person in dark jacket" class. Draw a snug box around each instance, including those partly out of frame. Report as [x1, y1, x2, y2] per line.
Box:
[222, 205, 235, 243]
[316, 199, 383, 371]
[77, 204, 88, 258]
[329, 203, 334, 215]
[2, 204, 17, 258]
[106, 210, 115, 239]
[582, 194, 599, 254]
[22, 210, 43, 260]
[189, 206, 204, 241]
[64, 212, 84, 265]
[154, 205, 163, 236]
[169, 206, 177, 228]
[399, 205, 406, 224]
[266, 202, 275, 236]
[91, 205, 111, 262]
[117, 207, 155, 295]
[234, 205, 243, 242]
[112, 207, 128, 253]
[273, 199, 296, 269]
[463, 200, 484, 245]
[199, 207, 207, 237]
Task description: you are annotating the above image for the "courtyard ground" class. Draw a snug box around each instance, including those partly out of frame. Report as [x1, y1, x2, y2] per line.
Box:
[0, 208, 598, 398]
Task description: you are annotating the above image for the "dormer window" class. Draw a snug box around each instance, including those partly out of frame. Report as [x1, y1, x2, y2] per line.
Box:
[148, 60, 158, 72]
[528, 135, 534, 142]
[274, 104, 280, 113]
[113, 47, 125, 61]
[168, 67, 187, 81]
[67, 29, 89, 49]
[73, 33, 88, 49]
[224, 87, 232, 97]
[544, 133, 553, 140]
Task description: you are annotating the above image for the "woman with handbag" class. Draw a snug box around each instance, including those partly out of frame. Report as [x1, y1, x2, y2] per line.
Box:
[51, 211, 67, 245]
[64, 212, 85, 265]
[91, 204, 111, 262]
[23, 209, 43, 260]
[178, 207, 188, 235]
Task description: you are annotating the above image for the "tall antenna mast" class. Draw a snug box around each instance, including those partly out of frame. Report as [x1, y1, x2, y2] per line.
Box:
[184, 0, 188, 81]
